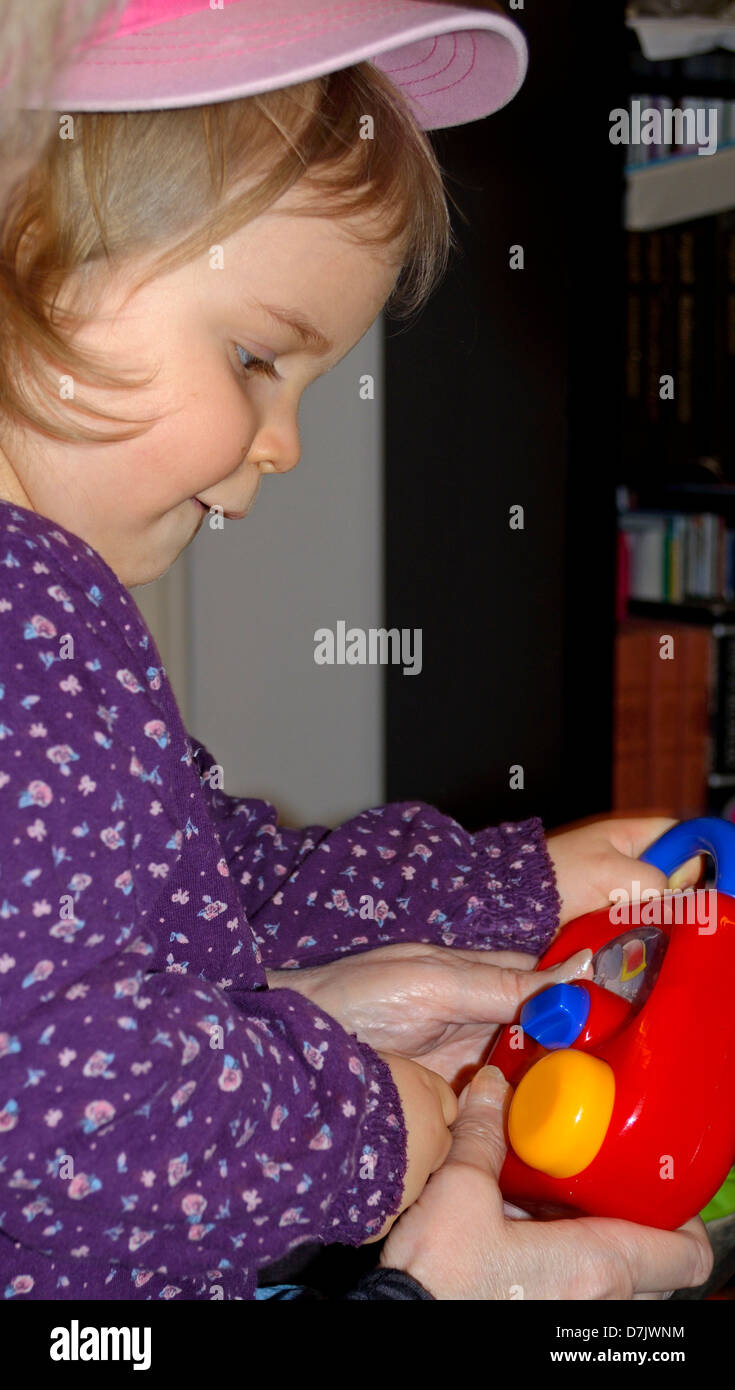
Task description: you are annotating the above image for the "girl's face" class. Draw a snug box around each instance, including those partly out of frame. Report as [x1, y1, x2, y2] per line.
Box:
[0, 191, 401, 587]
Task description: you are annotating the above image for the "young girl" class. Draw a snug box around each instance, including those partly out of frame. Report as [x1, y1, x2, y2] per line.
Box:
[0, 0, 691, 1301]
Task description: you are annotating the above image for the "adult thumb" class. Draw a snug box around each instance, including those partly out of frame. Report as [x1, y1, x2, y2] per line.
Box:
[449, 1065, 510, 1181]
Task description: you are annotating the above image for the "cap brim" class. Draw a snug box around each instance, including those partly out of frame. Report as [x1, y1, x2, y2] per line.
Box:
[17, 0, 527, 130]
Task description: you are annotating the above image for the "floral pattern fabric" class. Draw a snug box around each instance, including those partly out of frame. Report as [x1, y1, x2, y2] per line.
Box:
[0, 500, 561, 1299]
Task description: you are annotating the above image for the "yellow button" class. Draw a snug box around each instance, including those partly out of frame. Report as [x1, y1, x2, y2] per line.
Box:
[508, 1049, 615, 1179]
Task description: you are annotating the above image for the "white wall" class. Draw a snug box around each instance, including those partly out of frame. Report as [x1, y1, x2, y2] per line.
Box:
[133, 549, 191, 727]
[171, 316, 385, 828]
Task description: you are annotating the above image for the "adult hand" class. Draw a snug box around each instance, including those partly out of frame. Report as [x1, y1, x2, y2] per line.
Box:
[546, 816, 703, 928]
[379, 1064, 714, 1299]
[266, 941, 593, 1087]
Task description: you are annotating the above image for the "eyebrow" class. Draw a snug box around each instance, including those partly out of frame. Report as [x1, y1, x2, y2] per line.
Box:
[252, 300, 333, 356]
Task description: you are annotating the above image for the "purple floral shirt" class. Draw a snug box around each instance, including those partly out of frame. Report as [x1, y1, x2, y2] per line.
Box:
[0, 499, 561, 1300]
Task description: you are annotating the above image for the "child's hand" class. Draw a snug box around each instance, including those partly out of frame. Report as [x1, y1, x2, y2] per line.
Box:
[366, 1051, 458, 1241]
[546, 815, 703, 928]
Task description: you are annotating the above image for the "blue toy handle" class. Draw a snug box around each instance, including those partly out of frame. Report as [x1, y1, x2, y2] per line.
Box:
[639, 816, 735, 896]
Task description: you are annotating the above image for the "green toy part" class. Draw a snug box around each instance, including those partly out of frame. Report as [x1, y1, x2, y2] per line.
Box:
[700, 1168, 735, 1223]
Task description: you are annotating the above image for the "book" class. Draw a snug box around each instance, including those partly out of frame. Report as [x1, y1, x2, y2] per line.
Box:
[715, 210, 735, 475]
[679, 624, 711, 817]
[613, 622, 653, 811]
[612, 617, 719, 819]
[618, 509, 735, 602]
[623, 211, 735, 485]
[710, 624, 735, 776]
[648, 621, 686, 811]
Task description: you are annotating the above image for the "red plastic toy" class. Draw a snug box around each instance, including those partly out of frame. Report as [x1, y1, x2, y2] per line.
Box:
[486, 817, 735, 1230]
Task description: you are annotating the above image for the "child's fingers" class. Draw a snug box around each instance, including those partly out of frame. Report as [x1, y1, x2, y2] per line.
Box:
[668, 854, 705, 890]
[429, 1066, 460, 1129]
[606, 820, 704, 894]
[365, 1053, 458, 1243]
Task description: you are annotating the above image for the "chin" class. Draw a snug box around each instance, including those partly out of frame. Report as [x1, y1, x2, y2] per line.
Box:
[129, 556, 176, 588]
[123, 550, 168, 588]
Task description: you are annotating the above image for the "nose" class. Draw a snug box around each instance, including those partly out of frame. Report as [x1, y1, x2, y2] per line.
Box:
[255, 448, 299, 477]
[249, 406, 301, 476]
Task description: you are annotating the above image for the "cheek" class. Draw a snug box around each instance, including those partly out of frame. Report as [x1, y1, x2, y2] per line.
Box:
[177, 369, 255, 455]
[133, 376, 255, 492]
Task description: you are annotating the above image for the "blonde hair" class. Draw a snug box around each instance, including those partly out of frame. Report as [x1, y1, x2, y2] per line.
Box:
[0, 62, 455, 446]
[0, 1, 125, 212]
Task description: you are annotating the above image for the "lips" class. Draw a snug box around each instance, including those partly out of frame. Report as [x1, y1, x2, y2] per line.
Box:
[192, 498, 246, 520]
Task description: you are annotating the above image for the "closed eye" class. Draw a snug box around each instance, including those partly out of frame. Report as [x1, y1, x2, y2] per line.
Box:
[235, 343, 279, 381]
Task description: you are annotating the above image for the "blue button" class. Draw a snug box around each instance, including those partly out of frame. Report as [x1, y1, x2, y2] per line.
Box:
[520, 983, 591, 1050]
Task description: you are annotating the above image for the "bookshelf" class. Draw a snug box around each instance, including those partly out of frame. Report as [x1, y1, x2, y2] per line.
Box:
[383, 4, 735, 838]
[626, 15, 735, 62]
[615, 13, 735, 824]
[626, 143, 735, 228]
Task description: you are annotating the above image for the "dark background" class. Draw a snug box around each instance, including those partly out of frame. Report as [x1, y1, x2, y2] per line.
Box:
[384, 0, 628, 832]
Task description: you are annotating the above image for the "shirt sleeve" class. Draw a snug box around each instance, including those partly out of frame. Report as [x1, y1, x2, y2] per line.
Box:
[189, 732, 562, 968]
[0, 945, 408, 1297]
[0, 667, 407, 1300]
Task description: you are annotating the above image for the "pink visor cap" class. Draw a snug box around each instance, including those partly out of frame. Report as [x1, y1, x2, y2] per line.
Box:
[17, 0, 528, 131]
